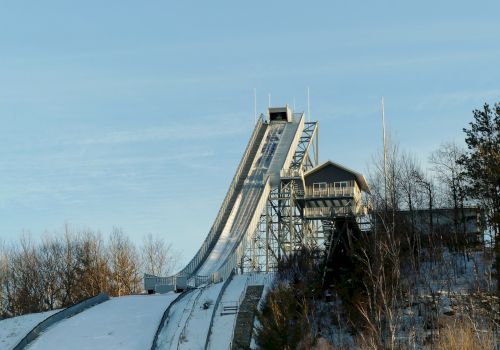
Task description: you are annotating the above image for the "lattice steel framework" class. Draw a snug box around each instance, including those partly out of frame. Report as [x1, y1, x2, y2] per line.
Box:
[243, 121, 328, 272]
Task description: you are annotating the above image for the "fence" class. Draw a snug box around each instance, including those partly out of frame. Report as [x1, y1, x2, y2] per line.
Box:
[144, 119, 266, 292]
[305, 185, 356, 198]
[210, 178, 271, 284]
[280, 168, 304, 178]
[282, 114, 305, 172]
[303, 206, 355, 218]
[168, 118, 266, 286]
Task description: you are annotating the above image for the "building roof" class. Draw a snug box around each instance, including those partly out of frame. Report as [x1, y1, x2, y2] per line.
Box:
[303, 160, 370, 193]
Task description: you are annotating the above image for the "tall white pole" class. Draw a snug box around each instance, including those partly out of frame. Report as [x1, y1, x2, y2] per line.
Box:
[382, 96, 388, 206]
[307, 87, 311, 122]
[268, 93, 271, 107]
[253, 88, 257, 125]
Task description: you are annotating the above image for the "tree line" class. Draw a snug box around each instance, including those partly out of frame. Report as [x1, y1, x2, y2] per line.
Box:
[0, 226, 179, 319]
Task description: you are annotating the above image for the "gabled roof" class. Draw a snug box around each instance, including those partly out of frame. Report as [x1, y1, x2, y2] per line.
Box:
[303, 160, 370, 193]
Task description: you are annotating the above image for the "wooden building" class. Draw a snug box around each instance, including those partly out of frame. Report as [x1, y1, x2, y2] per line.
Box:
[297, 160, 370, 219]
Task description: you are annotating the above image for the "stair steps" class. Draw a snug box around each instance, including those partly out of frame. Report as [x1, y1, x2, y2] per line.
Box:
[220, 301, 238, 316]
[230, 285, 264, 350]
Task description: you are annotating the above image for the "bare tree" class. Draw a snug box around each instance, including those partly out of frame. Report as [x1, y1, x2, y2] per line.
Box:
[398, 151, 425, 271]
[358, 139, 409, 349]
[0, 225, 181, 318]
[59, 225, 80, 306]
[430, 142, 468, 244]
[7, 234, 45, 315]
[108, 228, 141, 296]
[38, 235, 63, 310]
[76, 230, 111, 298]
[0, 240, 8, 317]
[141, 233, 178, 277]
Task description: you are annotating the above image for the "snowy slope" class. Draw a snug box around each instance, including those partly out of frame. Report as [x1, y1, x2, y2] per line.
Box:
[1, 274, 274, 350]
[156, 289, 201, 349]
[26, 294, 178, 350]
[156, 283, 224, 350]
[178, 283, 224, 350]
[0, 310, 59, 350]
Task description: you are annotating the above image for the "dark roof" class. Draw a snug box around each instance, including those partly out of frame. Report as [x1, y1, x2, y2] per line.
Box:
[303, 160, 370, 193]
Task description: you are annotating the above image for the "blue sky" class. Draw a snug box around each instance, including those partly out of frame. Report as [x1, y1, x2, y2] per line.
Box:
[1, 1, 499, 263]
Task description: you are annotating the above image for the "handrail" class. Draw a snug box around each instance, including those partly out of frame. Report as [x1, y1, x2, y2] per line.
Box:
[305, 185, 356, 198]
[303, 206, 354, 218]
[280, 168, 304, 178]
[282, 114, 305, 170]
[161, 117, 266, 285]
[204, 271, 235, 350]
[298, 122, 318, 169]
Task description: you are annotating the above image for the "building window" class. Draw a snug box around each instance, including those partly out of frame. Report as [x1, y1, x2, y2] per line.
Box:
[333, 181, 349, 188]
[313, 182, 327, 195]
[313, 182, 327, 191]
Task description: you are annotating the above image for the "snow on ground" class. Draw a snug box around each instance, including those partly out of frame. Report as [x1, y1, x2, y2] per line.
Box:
[26, 294, 178, 350]
[0, 310, 60, 350]
[156, 289, 201, 349]
[0, 274, 275, 350]
[156, 283, 224, 350]
[178, 283, 224, 350]
[208, 273, 275, 350]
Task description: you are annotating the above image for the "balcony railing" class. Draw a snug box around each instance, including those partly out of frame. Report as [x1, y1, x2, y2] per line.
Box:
[280, 168, 304, 178]
[305, 186, 356, 198]
[303, 206, 354, 218]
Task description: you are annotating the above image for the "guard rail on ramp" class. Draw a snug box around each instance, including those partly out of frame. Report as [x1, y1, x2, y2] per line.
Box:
[12, 293, 109, 350]
[146, 113, 305, 292]
[145, 118, 268, 290]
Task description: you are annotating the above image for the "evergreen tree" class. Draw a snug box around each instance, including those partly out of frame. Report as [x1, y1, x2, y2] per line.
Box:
[458, 103, 500, 294]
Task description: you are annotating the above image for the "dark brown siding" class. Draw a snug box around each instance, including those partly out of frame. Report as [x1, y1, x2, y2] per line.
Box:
[304, 164, 356, 187]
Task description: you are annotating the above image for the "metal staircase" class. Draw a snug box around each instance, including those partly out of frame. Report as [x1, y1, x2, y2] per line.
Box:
[230, 285, 264, 350]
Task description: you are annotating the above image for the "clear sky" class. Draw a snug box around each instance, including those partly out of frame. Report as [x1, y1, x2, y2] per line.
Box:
[1, 1, 499, 263]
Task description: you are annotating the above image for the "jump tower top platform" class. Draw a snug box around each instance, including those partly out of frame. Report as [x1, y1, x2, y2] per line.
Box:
[145, 106, 370, 293]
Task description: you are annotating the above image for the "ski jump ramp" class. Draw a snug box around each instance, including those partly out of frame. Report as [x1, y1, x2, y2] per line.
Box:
[145, 106, 305, 291]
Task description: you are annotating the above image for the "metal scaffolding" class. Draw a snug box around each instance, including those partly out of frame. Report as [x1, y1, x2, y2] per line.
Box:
[241, 120, 371, 274]
[242, 121, 329, 272]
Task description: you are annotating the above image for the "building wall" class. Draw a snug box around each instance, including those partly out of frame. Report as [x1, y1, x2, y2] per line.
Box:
[397, 207, 484, 243]
[304, 164, 357, 187]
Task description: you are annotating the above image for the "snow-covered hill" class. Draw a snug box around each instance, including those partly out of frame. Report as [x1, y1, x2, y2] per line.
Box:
[0, 309, 60, 350]
[0, 273, 274, 350]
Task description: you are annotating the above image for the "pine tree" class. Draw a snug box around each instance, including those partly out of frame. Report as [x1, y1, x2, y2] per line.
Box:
[458, 103, 500, 295]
